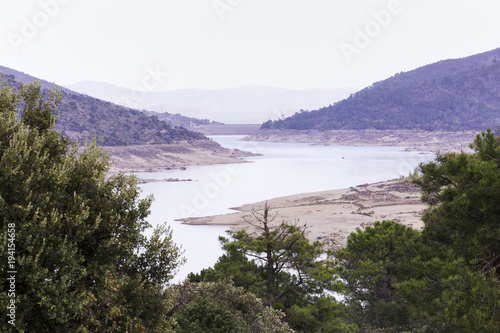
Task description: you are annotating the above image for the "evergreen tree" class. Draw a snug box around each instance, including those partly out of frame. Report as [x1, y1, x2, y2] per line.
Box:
[414, 128, 500, 276]
[397, 128, 500, 332]
[335, 131, 500, 332]
[0, 82, 184, 332]
[335, 220, 421, 331]
[171, 279, 295, 333]
[190, 203, 356, 332]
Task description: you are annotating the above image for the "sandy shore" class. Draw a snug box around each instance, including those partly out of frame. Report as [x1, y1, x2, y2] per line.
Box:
[178, 180, 428, 251]
[105, 139, 257, 173]
[244, 129, 477, 153]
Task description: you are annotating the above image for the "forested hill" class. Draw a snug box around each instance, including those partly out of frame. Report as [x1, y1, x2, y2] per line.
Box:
[262, 47, 500, 131]
[0, 66, 205, 146]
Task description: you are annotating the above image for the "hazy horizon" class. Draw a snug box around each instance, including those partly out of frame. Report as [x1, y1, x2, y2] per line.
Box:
[2, 0, 500, 92]
[65, 80, 359, 93]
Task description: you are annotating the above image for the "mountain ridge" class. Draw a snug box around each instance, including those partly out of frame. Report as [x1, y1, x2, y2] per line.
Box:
[261, 47, 500, 132]
[0, 67, 207, 146]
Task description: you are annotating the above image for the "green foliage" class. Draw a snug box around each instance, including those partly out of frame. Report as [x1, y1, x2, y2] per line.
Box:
[335, 130, 500, 332]
[189, 245, 261, 292]
[171, 280, 295, 333]
[20, 83, 62, 133]
[399, 128, 500, 331]
[77, 273, 145, 332]
[228, 205, 337, 307]
[396, 254, 500, 332]
[0, 82, 184, 332]
[336, 220, 500, 332]
[335, 220, 421, 331]
[287, 296, 359, 333]
[414, 128, 500, 275]
[190, 203, 352, 332]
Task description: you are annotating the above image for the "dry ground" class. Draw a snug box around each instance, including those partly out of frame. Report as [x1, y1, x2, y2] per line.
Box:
[179, 180, 428, 251]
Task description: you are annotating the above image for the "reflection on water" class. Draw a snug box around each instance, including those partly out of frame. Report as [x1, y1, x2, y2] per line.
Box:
[137, 136, 435, 282]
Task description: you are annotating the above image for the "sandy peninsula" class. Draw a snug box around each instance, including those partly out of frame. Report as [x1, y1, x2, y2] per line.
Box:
[178, 180, 428, 251]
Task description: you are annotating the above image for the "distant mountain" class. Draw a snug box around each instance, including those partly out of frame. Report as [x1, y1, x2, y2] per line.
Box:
[0, 65, 73, 94]
[65, 82, 356, 124]
[261, 47, 500, 131]
[0, 67, 206, 146]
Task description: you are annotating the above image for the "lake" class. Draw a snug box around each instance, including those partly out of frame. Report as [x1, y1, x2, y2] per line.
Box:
[136, 136, 436, 282]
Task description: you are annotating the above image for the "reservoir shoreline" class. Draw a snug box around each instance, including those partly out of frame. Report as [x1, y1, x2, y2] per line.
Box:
[178, 180, 427, 251]
[107, 130, 476, 175]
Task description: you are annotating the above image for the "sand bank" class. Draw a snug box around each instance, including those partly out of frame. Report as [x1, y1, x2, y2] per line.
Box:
[178, 181, 428, 251]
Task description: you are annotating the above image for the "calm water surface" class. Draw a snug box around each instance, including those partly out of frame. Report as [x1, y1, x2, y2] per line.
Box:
[137, 136, 435, 281]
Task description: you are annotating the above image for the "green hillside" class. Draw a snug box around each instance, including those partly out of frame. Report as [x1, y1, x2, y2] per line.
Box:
[262, 47, 500, 131]
[0, 68, 205, 146]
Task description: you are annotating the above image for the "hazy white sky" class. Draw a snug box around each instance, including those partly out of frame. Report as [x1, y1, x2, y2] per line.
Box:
[1, 0, 499, 91]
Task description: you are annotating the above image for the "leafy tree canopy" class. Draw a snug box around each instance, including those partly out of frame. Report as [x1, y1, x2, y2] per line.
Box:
[0, 82, 184, 332]
[171, 279, 295, 333]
